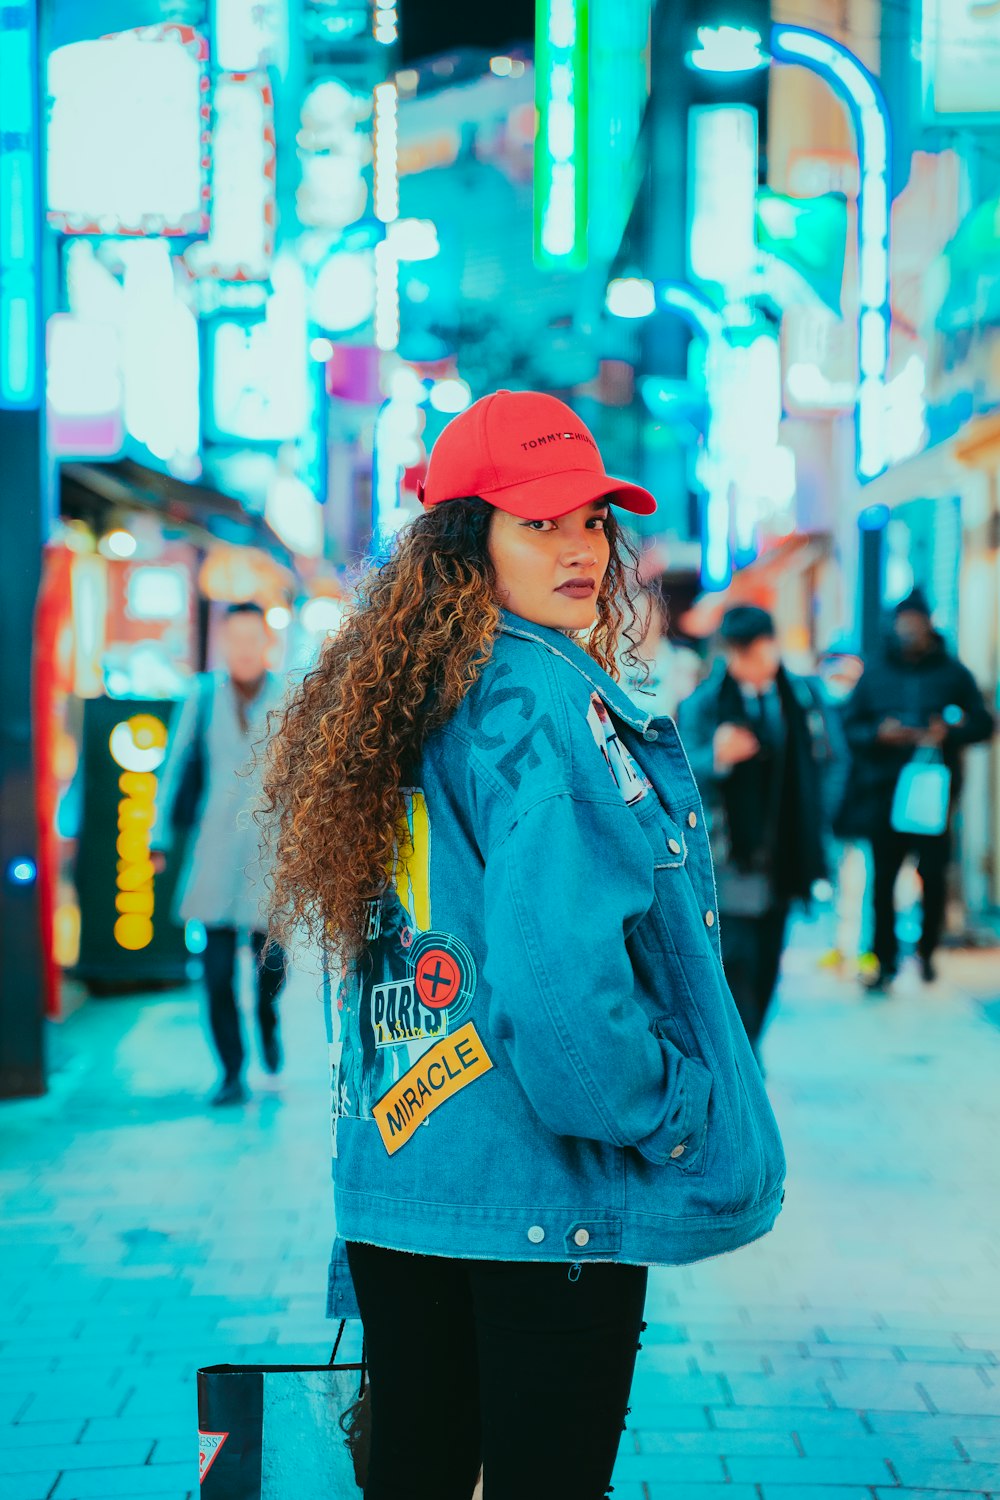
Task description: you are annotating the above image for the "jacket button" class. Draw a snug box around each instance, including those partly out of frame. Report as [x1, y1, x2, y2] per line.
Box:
[643, 727, 659, 742]
[527, 1225, 545, 1244]
[670, 1144, 686, 1159]
[688, 811, 697, 828]
[574, 1228, 591, 1247]
[668, 838, 681, 855]
[705, 910, 715, 928]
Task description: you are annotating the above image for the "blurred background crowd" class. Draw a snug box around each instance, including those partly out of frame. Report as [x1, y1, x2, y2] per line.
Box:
[2, 0, 1000, 1097]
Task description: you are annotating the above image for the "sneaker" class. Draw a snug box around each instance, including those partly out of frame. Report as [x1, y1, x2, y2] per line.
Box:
[261, 1035, 283, 1075]
[210, 1076, 249, 1107]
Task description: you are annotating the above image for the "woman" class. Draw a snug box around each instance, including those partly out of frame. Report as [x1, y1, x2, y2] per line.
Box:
[263, 390, 785, 1500]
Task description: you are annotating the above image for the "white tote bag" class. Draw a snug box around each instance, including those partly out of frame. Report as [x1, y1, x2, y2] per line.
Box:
[891, 747, 951, 837]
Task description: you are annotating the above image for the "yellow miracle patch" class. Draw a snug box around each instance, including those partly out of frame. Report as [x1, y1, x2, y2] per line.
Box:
[372, 1021, 493, 1156]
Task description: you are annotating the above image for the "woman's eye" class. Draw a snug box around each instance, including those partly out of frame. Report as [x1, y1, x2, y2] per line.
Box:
[524, 520, 556, 531]
[589, 518, 608, 530]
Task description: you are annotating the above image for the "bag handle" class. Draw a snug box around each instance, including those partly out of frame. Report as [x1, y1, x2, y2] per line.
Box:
[909, 744, 944, 766]
[330, 1320, 368, 1375]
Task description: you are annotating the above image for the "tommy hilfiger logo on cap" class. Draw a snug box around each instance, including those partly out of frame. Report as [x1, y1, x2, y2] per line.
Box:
[418, 388, 656, 520]
[520, 431, 598, 452]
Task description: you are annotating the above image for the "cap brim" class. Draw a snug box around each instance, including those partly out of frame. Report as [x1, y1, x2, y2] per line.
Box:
[480, 469, 657, 520]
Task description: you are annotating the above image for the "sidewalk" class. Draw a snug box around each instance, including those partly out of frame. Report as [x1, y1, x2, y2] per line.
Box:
[1, 934, 1000, 1499]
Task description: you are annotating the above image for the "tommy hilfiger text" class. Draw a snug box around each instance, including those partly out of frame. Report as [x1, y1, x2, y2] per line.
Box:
[520, 431, 598, 451]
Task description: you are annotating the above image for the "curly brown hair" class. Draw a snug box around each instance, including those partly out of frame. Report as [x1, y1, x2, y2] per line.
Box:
[261, 497, 650, 960]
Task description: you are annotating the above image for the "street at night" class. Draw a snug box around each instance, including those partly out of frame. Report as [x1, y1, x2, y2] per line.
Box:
[3, 0, 1000, 1493]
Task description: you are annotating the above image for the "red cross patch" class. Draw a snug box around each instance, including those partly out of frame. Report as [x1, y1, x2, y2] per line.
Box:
[414, 948, 462, 1010]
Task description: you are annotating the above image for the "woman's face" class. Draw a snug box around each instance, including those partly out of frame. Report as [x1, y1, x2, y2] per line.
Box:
[487, 499, 612, 631]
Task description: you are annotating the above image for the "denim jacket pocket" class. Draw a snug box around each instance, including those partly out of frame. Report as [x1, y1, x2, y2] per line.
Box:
[649, 1014, 711, 1176]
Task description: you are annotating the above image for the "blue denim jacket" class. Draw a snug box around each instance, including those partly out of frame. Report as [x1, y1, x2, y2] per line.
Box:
[326, 610, 785, 1316]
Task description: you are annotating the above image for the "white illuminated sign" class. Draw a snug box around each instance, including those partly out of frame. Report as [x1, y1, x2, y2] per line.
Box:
[119, 241, 201, 468]
[296, 81, 372, 231]
[265, 470, 324, 557]
[689, 105, 758, 293]
[209, 254, 309, 442]
[48, 25, 210, 236]
[186, 73, 275, 282]
[212, 0, 289, 72]
[311, 250, 377, 332]
[923, 0, 1000, 118]
[126, 568, 188, 622]
[374, 82, 399, 223]
[47, 313, 124, 458]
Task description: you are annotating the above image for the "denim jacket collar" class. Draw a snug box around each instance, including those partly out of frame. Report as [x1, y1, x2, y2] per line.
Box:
[497, 609, 653, 733]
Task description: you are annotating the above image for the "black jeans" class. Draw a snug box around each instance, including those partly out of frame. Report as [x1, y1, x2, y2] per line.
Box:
[870, 823, 950, 974]
[202, 927, 287, 1080]
[346, 1242, 648, 1500]
[720, 903, 790, 1048]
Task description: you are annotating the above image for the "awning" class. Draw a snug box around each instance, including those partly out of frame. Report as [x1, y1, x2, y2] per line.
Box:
[955, 409, 1000, 469]
[679, 534, 828, 638]
[61, 459, 295, 567]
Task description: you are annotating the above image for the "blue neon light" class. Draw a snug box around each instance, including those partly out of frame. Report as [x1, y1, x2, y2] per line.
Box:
[0, 2, 41, 409]
[770, 26, 892, 484]
[655, 281, 732, 592]
[8, 857, 37, 886]
[858, 503, 890, 532]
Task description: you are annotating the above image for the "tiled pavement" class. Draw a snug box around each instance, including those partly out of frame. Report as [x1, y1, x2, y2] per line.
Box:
[2, 931, 1000, 1498]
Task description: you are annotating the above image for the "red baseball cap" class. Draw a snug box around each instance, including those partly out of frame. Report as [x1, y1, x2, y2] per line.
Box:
[417, 389, 656, 520]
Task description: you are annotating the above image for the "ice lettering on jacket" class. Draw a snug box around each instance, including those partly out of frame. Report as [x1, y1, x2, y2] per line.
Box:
[587, 694, 651, 806]
[467, 662, 536, 751]
[496, 713, 561, 790]
[332, 789, 478, 1132]
[468, 662, 561, 787]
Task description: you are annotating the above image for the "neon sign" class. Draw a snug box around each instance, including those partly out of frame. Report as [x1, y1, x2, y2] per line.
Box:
[771, 26, 891, 482]
[0, 0, 41, 408]
[47, 24, 211, 237]
[534, 0, 589, 270]
[108, 716, 168, 953]
[186, 72, 275, 282]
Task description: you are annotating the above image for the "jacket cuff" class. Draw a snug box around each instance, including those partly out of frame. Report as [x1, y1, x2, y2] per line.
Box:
[635, 1054, 714, 1167]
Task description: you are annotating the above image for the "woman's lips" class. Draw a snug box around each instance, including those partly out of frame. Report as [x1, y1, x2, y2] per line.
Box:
[556, 580, 596, 596]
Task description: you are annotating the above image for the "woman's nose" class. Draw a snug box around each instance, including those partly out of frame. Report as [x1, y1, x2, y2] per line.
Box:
[562, 537, 597, 566]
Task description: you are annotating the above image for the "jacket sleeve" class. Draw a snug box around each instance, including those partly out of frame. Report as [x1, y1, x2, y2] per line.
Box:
[481, 789, 713, 1165]
[149, 678, 203, 853]
[840, 670, 884, 753]
[676, 686, 725, 795]
[945, 665, 995, 748]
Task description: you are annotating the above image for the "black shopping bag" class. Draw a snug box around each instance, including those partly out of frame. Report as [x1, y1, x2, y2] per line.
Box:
[197, 1323, 368, 1498]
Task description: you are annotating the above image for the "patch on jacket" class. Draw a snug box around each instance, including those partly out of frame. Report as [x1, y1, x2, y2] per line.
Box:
[587, 694, 651, 806]
[371, 931, 477, 1047]
[372, 1021, 494, 1155]
[332, 789, 480, 1140]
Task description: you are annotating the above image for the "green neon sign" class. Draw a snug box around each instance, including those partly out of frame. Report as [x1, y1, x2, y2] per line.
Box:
[534, 0, 589, 271]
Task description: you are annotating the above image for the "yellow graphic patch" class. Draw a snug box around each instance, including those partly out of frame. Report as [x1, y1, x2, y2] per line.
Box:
[372, 1021, 493, 1156]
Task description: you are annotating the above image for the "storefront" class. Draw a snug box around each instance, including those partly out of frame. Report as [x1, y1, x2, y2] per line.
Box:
[38, 461, 305, 1014]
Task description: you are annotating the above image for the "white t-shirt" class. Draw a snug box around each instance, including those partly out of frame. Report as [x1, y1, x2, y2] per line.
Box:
[586, 693, 652, 808]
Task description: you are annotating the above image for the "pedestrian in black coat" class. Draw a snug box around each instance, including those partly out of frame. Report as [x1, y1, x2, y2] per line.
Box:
[838, 590, 994, 990]
[678, 607, 843, 1059]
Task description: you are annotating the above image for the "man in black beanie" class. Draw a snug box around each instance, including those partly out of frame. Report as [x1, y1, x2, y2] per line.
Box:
[839, 590, 993, 991]
[678, 606, 843, 1061]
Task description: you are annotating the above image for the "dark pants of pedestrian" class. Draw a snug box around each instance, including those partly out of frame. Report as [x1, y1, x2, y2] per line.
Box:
[870, 824, 950, 975]
[346, 1241, 648, 1500]
[720, 903, 790, 1049]
[202, 927, 287, 1082]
